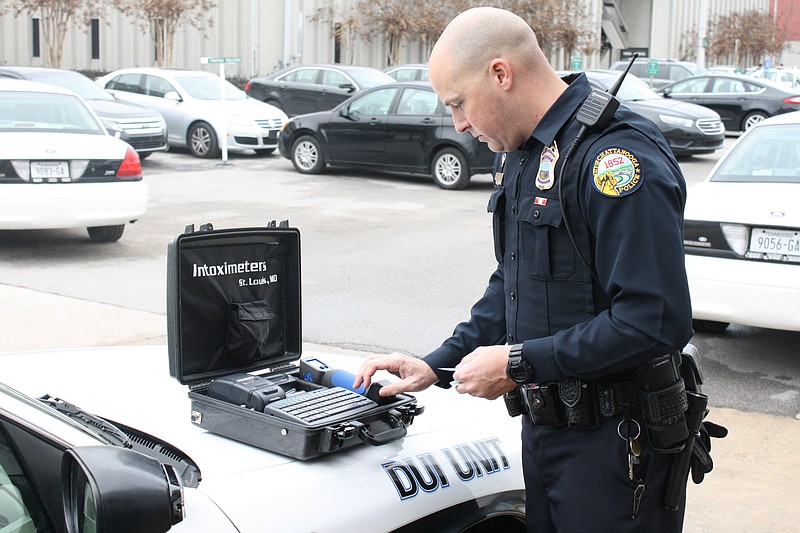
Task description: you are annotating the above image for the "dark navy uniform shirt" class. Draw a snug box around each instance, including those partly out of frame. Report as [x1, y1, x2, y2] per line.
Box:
[425, 73, 693, 385]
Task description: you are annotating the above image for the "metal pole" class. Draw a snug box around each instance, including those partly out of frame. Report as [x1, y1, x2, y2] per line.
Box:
[219, 63, 229, 164]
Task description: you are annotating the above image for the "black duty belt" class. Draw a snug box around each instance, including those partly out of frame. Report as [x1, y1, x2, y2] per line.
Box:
[523, 379, 639, 429]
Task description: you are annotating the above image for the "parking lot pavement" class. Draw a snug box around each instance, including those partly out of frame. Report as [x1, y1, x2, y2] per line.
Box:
[1, 281, 797, 532]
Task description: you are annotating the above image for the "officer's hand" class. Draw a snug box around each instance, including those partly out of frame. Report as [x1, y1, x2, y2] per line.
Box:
[354, 352, 438, 397]
[452, 345, 516, 400]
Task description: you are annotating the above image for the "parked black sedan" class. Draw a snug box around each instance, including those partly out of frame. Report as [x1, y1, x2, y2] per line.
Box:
[245, 64, 395, 117]
[278, 82, 495, 190]
[660, 73, 800, 132]
[574, 70, 725, 157]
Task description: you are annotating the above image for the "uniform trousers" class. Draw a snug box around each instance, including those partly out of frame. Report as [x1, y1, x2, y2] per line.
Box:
[521, 412, 686, 532]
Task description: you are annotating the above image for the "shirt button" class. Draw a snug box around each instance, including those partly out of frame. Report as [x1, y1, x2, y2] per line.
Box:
[508, 334, 514, 343]
[510, 292, 516, 300]
[533, 210, 540, 218]
[511, 252, 517, 260]
[519, 159, 525, 166]
[511, 205, 516, 214]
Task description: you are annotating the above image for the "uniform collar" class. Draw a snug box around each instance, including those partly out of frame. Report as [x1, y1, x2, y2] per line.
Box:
[520, 73, 592, 151]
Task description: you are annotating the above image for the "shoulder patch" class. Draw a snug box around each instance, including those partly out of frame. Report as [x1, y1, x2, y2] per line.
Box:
[591, 147, 642, 197]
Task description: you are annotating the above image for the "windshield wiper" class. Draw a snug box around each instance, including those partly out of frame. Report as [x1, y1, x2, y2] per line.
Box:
[38, 394, 132, 448]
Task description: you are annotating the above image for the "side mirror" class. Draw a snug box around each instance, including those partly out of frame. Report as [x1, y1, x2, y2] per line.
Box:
[339, 83, 356, 93]
[62, 446, 184, 533]
[661, 88, 672, 98]
[164, 91, 181, 102]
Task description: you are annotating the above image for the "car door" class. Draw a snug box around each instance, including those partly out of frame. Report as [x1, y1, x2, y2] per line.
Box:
[384, 87, 443, 172]
[319, 69, 358, 112]
[705, 77, 754, 130]
[323, 87, 399, 166]
[276, 68, 320, 116]
[136, 74, 189, 146]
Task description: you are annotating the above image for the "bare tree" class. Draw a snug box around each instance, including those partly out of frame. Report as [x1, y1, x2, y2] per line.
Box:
[113, 0, 216, 67]
[707, 9, 786, 69]
[2, 0, 103, 67]
[309, 1, 365, 65]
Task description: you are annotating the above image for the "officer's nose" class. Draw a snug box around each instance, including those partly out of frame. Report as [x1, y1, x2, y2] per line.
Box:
[452, 108, 470, 134]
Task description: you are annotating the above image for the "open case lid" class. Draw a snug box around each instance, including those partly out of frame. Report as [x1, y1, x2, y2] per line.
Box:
[167, 222, 301, 386]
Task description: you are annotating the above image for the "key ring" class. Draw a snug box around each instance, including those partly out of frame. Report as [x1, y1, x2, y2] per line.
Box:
[617, 418, 641, 441]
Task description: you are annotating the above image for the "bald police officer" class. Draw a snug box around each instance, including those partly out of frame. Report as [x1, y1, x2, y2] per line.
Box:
[355, 7, 693, 532]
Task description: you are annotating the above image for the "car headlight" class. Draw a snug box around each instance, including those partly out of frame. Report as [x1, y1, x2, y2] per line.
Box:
[658, 114, 694, 128]
[101, 119, 123, 134]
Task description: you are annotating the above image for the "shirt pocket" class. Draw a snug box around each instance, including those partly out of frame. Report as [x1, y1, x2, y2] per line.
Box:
[516, 194, 576, 280]
[487, 187, 506, 264]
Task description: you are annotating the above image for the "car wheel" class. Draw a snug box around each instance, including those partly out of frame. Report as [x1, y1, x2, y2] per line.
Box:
[291, 135, 326, 174]
[254, 148, 275, 156]
[87, 225, 125, 243]
[431, 147, 470, 190]
[188, 121, 219, 158]
[741, 111, 768, 131]
[692, 319, 730, 334]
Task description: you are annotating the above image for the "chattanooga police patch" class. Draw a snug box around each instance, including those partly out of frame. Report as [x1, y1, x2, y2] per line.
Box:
[591, 147, 642, 197]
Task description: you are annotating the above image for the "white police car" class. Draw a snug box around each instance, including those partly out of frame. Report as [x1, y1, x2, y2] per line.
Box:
[0, 345, 525, 532]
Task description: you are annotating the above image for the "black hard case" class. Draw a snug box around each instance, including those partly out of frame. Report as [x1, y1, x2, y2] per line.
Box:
[167, 222, 420, 460]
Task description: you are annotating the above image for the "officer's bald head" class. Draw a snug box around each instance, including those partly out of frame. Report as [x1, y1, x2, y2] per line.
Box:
[429, 7, 546, 85]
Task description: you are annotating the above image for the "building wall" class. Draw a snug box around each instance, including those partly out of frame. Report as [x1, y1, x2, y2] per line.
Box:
[0, 0, 795, 75]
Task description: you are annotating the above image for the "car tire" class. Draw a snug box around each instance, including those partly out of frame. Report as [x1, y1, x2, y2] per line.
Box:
[692, 319, 730, 334]
[188, 121, 219, 158]
[254, 148, 276, 156]
[741, 111, 768, 131]
[431, 147, 470, 190]
[87, 225, 125, 243]
[291, 135, 326, 174]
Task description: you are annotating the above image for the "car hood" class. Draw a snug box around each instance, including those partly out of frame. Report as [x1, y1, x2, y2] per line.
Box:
[0, 131, 129, 158]
[182, 97, 285, 121]
[86, 98, 164, 120]
[624, 98, 720, 119]
[686, 181, 800, 226]
[0, 345, 524, 532]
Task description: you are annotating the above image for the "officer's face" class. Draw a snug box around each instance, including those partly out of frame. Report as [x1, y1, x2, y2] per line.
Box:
[430, 56, 518, 153]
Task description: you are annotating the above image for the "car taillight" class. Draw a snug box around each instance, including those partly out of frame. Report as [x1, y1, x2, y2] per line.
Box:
[244, 81, 252, 91]
[116, 147, 142, 180]
[784, 95, 800, 105]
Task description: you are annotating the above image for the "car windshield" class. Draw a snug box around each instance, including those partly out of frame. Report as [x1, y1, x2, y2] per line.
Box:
[31, 73, 114, 101]
[175, 75, 247, 100]
[347, 70, 395, 89]
[711, 123, 800, 183]
[0, 91, 104, 133]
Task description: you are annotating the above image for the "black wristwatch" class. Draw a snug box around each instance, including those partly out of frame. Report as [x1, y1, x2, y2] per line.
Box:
[506, 343, 534, 383]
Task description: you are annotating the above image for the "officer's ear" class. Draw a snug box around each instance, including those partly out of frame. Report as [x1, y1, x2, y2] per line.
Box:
[489, 58, 512, 91]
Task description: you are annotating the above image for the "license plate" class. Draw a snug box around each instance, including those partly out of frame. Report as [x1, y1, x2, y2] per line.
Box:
[749, 227, 800, 257]
[30, 161, 69, 179]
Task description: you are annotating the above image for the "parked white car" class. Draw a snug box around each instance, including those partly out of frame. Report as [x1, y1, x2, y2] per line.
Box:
[0, 79, 148, 242]
[96, 68, 288, 158]
[684, 111, 800, 332]
[0, 345, 526, 532]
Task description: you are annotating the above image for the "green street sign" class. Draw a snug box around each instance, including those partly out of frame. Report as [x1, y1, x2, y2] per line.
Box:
[647, 59, 659, 75]
[201, 56, 242, 64]
[571, 56, 583, 70]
